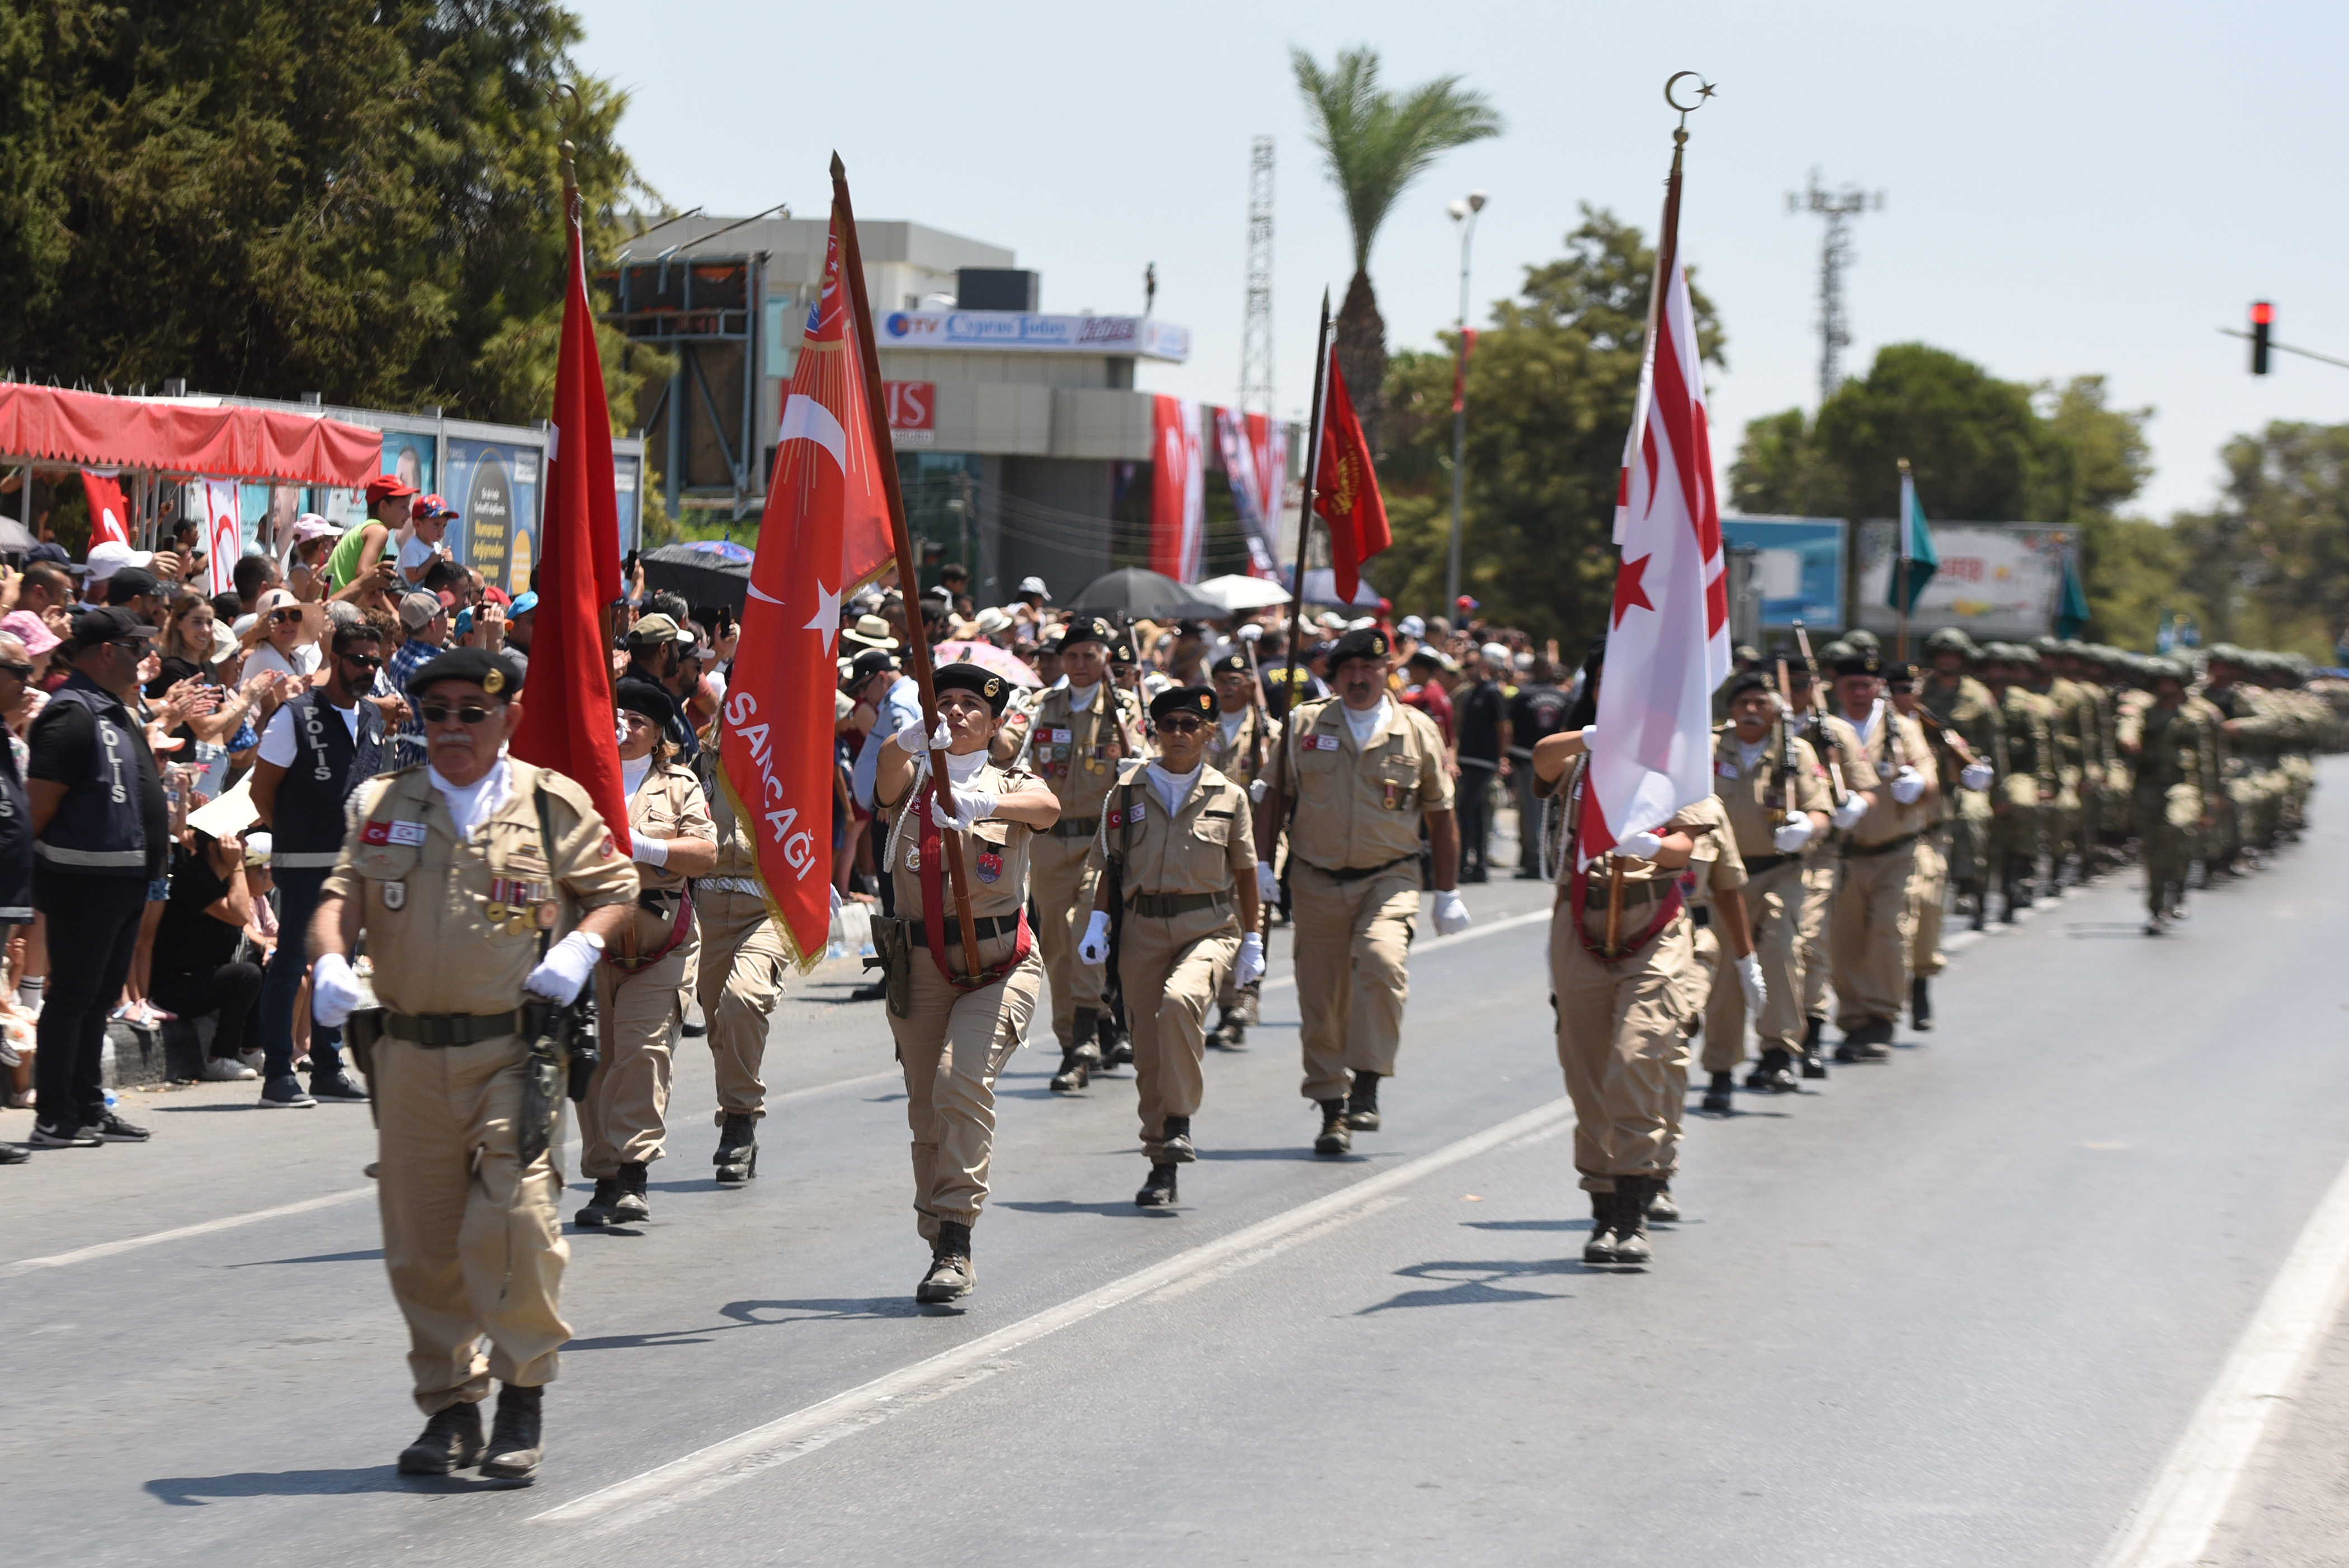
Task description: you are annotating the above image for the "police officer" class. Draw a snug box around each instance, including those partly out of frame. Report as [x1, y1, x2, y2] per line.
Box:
[306, 647, 638, 1482]
[574, 680, 716, 1228]
[249, 617, 390, 1108]
[1021, 616, 1146, 1090]
[2117, 657, 2211, 934]
[1078, 685, 1264, 1208]
[1256, 626, 1465, 1155]
[1204, 647, 1278, 1047]
[692, 728, 795, 1186]
[1820, 651, 1934, 1060]
[1704, 669, 1830, 1101]
[870, 662, 1059, 1304]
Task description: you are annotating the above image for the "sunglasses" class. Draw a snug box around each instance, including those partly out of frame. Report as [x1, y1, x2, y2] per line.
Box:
[1157, 715, 1206, 734]
[269, 608, 304, 625]
[0, 662, 31, 679]
[339, 651, 383, 671]
[418, 701, 501, 726]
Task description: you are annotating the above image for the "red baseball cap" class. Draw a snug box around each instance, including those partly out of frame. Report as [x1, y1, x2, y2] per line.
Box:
[414, 492, 458, 521]
[365, 474, 419, 502]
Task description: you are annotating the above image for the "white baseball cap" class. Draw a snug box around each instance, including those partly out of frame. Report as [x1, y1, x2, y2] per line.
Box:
[1480, 641, 1512, 666]
[1397, 615, 1426, 639]
[85, 539, 155, 583]
[1016, 575, 1051, 600]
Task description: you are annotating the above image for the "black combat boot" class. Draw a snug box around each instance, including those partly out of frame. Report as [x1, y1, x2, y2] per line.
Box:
[917, 1221, 975, 1304]
[1345, 1070, 1381, 1131]
[1313, 1099, 1352, 1156]
[1158, 1115, 1195, 1163]
[611, 1161, 651, 1224]
[1746, 1048, 1798, 1093]
[1836, 1019, 1893, 1062]
[713, 1114, 758, 1184]
[1645, 1183, 1680, 1223]
[1049, 1010, 1096, 1093]
[1609, 1178, 1654, 1264]
[1911, 976, 1933, 1032]
[479, 1383, 543, 1482]
[573, 1177, 624, 1228]
[1800, 1015, 1829, 1078]
[1099, 1011, 1133, 1069]
[398, 1400, 485, 1475]
[1970, 890, 1988, 932]
[1211, 1004, 1246, 1049]
[1701, 1070, 1734, 1114]
[1582, 1190, 1621, 1264]
[1134, 1163, 1179, 1207]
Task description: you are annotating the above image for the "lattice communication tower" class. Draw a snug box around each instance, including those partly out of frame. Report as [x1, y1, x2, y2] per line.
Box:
[1787, 169, 1884, 405]
[1239, 136, 1275, 416]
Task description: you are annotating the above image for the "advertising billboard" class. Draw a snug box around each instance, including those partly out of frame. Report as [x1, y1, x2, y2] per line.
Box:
[874, 309, 1190, 362]
[446, 438, 543, 596]
[1720, 516, 1845, 629]
[381, 430, 436, 499]
[1855, 520, 2078, 640]
[614, 452, 642, 555]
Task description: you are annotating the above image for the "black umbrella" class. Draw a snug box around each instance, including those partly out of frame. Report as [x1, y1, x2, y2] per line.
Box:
[640, 541, 751, 616]
[1062, 566, 1225, 621]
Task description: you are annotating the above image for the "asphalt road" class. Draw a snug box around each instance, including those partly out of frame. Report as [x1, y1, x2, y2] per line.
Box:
[6, 762, 2348, 1567]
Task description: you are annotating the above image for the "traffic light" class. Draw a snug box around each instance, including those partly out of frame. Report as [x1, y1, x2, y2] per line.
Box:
[2252, 300, 2273, 375]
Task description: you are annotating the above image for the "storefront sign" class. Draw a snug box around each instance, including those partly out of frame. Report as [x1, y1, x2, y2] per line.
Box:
[875, 310, 1189, 362]
[884, 381, 936, 447]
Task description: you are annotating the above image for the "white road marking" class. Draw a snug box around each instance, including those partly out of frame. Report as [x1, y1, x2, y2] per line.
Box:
[2096, 1146, 2349, 1568]
[533, 1094, 1577, 1529]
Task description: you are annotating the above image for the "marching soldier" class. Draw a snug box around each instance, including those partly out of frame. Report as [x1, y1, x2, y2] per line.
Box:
[1204, 647, 1278, 1047]
[1255, 626, 1465, 1155]
[1078, 685, 1264, 1207]
[1919, 629, 2003, 931]
[870, 663, 1059, 1304]
[1890, 662, 1993, 1029]
[574, 681, 717, 1228]
[1019, 616, 1147, 1091]
[1664, 788, 1754, 1201]
[2032, 636, 2098, 884]
[1782, 653, 1859, 1069]
[305, 647, 638, 1483]
[1703, 669, 1831, 1101]
[2117, 657, 2211, 933]
[1978, 644, 2058, 919]
[1820, 651, 1934, 1060]
[692, 726, 796, 1187]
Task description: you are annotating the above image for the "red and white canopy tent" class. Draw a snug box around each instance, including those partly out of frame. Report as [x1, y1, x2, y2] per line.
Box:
[0, 382, 381, 552]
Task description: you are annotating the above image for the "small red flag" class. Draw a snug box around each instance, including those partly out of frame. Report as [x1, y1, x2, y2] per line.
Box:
[1315, 350, 1389, 606]
[81, 471, 130, 547]
[718, 196, 895, 967]
[510, 205, 630, 853]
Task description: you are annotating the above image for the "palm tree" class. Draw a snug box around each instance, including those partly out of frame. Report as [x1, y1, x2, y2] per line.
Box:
[1293, 45, 1502, 456]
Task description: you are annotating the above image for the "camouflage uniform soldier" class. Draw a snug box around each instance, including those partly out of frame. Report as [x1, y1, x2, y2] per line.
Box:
[1979, 644, 2058, 919]
[1918, 629, 2002, 931]
[2117, 658, 2211, 933]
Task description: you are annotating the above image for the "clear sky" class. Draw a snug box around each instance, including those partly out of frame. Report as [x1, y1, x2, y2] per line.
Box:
[567, 0, 2349, 522]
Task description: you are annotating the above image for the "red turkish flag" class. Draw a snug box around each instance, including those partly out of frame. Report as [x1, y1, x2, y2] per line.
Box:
[509, 207, 630, 854]
[719, 198, 895, 967]
[1314, 349, 1389, 606]
[81, 471, 130, 547]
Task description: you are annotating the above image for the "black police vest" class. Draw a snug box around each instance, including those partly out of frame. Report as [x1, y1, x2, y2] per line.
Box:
[272, 688, 385, 868]
[32, 679, 149, 878]
[0, 724, 31, 918]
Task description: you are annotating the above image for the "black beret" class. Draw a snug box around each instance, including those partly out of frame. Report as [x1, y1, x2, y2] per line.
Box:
[1832, 651, 1883, 679]
[934, 659, 1011, 715]
[1725, 668, 1772, 701]
[408, 646, 523, 698]
[614, 677, 677, 731]
[1056, 616, 1114, 652]
[1210, 651, 1251, 677]
[1327, 626, 1391, 667]
[1882, 660, 1918, 687]
[1108, 640, 1137, 667]
[1150, 684, 1216, 723]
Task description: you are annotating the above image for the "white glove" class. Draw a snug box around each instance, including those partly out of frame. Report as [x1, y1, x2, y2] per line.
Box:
[1432, 888, 1471, 936]
[1077, 909, 1112, 966]
[1772, 815, 1814, 854]
[1248, 776, 1269, 805]
[1256, 862, 1280, 905]
[1234, 931, 1265, 986]
[1619, 829, 1664, 861]
[1890, 765, 1926, 804]
[928, 784, 996, 833]
[829, 885, 843, 915]
[891, 715, 949, 753]
[1831, 794, 1870, 830]
[633, 835, 669, 868]
[1735, 951, 1767, 1014]
[1961, 761, 1994, 791]
[1579, 724, 1598, 749]
[525, 929, 605, 1003]
[1237, 622, 1263, 644]
[310, 952, 364, 1028]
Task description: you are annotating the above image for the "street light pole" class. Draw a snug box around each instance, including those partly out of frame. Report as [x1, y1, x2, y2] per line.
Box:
[1445, 190, 1487, 618]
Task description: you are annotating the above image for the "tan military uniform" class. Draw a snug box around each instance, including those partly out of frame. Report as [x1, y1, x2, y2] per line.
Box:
[1021, 682, 1146, 1047]
[1088, 762, 1255, 1161]
[1205, 701, 1278, 1025]
[1277, 696, 1452, 1104]
[1791, 711, 1848, 1027]
[1702, 724, 1831, 1069]
[326, 759, 637, 1414]
[580, 761, 713, 1180]
[877, 754, 1046, 1243]
[1823, 703, 1932, 1031]
[1669, 797, 1746, 1119]
[1904, 710, 1967, 980]
[693, 762, 793, 1122]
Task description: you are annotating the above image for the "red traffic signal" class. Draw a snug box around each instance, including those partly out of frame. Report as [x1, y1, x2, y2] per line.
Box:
[2252, 301, 2273, 374]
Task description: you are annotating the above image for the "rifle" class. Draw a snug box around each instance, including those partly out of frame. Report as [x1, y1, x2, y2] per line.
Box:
[1791, 621, 1850, 804]
[518, 784, 597, 1171]
[1774, 653, 1799, 821]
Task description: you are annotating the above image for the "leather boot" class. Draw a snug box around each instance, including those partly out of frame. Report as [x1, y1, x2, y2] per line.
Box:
[1159, 1114, 1195, 1163]
[1345, 1070, 1381, 1131]
[479, 1383, 543, 1482]
[1049, 1023, 1093, 1092]
[398, 1400, 484, 1475]
[1745, 1048, 1797, 1093]
[1211, 1005, 1247, 1049]
[1645, 1183, 1680, 1223]
[1800, 1015, 1829, 1078]
[1134, 1163, 1178, 1207]
[1582, 1190, 1621, 1264]
[1097, 1010, 1133, 1069]
[1609, 1177, 1654, 1264]
[1836, 1018, 1893, 1062]
[1910, 976, 1933, 1032]
[917, 1220, 975, 1303]
[1313, 1099, 1352, 1156]
[573, 1177, 623, 1228]
[611, 1161, 651, 1224]
[713, 1113, 759, 1184]
[1700, 1070, 1734, 1113]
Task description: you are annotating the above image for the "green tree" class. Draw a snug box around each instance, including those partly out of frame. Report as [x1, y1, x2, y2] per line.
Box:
[0, 0, 660, 432]
[1293, 45, 1501, 456]
[2173, 422, 2349, 658]
[1377, 207, 1721, 642]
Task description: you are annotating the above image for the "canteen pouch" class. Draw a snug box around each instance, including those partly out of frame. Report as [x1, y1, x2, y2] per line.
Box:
[867, 915, 914, 1019]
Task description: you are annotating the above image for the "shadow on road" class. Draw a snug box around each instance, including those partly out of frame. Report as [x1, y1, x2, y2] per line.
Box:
[226, 1249, 383, 1268]
[996, 1199, 1181, 1219]
[564, 1295, 927, 1351]
[145, 1467, 521, 1504]
[1356, 1257, 1581, 1314]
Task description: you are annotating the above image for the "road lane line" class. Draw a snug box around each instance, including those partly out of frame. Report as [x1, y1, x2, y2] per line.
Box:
[533, 1094, 1576, 1528]
[2096, 1146, 2349, 1568]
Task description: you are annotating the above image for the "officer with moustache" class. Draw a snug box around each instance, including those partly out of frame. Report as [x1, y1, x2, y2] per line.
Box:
[1204, 646, 1278, 1047]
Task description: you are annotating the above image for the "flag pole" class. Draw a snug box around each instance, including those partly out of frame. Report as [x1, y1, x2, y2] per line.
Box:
[831, 153, 983, 978]
[1263, 291, 1334, 947]
[1895, 457, 1913, 664]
